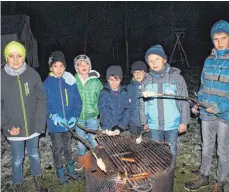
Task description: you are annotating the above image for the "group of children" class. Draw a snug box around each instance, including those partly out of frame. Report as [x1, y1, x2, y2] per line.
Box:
[1, 19, 229, 192]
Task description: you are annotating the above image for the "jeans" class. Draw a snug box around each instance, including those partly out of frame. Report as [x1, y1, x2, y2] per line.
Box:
[9, 136, 41, 184]
[148, 129, 179, 158]
[200, 120, 229, 183]
[75, 118, 98, 156]
[50, 132, 72, 168]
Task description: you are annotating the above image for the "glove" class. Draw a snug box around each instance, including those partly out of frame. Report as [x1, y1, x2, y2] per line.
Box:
[51, 114, 67, 127]
[111, 125, 124, 133]
[67, 117, 77, 129]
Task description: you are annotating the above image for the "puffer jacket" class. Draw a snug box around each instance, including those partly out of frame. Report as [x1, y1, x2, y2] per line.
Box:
[75, 70, 103, 120]
[141, 64, 190, 131]
[98, 84, 130, 130]
[127, 79, 145, 127]
[1, 65, 46, 137]
[197, 48, 229, 124]
[43, 72, 82, 132]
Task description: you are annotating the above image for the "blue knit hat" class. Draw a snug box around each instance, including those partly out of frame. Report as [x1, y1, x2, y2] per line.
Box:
[145, 44, 167, 64]
[210, 20, 229, 38]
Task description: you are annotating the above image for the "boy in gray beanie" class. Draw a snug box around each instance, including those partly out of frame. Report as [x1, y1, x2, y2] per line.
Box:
[98, 65, 130, 134]
[73, 54, 103, 170]
[185, 20, 229, 192]
[127, 61, 148, 136]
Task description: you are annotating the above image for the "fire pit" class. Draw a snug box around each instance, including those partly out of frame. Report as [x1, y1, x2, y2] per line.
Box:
[85, 133, 174, 192]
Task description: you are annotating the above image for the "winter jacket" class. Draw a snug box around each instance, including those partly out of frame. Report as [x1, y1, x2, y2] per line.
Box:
[74, 70, 103, 120]
[127, 79, 146, 127]
[1, 65, 46, 137]
[43, 72, 82, 132]
[197, 48, 229, 124]
[141, 64, 190, 131]
[98, 84, 130, 130]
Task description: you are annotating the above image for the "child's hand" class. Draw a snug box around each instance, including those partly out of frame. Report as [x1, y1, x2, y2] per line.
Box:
[191, 104, 199, 115]
[178, 124, 187, 133]
[144, 124, 150, 132]
[10, 126, 20, 136]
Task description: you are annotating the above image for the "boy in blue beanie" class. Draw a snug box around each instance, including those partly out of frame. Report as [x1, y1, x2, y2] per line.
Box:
[43, 51, 83, 184]
[141, 44, 190, 164]
[185, 20, 229, 192]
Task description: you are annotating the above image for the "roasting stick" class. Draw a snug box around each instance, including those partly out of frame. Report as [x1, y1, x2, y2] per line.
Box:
[141, 91, 209, 108]
[76, 122, 120, 136]
[60, 123, 107, 173]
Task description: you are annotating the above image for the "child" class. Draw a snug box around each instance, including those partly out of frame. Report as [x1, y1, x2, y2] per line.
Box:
[127, 61, 148, 136]
[1, 41, 48, 192]
[141, 44, 190, 161]
[185, 20, 229, 192]
[98, 65, 130, 133]
[43, 51, 83, 184]
[73, 54, 103, 170]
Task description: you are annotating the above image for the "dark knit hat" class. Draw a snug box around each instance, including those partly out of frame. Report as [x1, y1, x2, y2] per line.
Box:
[48, 51, 66, 67]
[131, 61, 148, 74]
[145, 44, 167, 64]
[210, 20, 229, 38]
[106, 65, 123, 80]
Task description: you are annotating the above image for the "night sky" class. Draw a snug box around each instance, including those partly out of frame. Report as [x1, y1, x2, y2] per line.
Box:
[1, 1, 229, 79]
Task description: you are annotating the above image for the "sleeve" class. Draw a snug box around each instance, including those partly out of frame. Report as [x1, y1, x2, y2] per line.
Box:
[177, 75, 190, 124]
[34, 74, 47, 133]
[139, 81, 148, 125]
[213, 97, 229, 114]
[118, 92, 130, 129]
[96, 80, 104, 99]
[197, 63, 206, 101]
[71, 84, 82, 119]
[1, 94, 12, 135]
[98, 91, 113, 129]
[43, 80, 54, 119]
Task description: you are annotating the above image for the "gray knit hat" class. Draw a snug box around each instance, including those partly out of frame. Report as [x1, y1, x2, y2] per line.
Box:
[74, 54, 92, 70]
[131, 61, 148, 74]
[106, 65, 123, 80]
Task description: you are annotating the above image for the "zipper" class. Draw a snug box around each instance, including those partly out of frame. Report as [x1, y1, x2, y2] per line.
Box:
[65, 89, 68, 106]
[59, 79, 66, 119]
[17, 76, 29, 136]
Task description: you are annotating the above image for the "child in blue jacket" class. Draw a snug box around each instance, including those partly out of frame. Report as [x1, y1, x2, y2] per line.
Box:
[43, 51, 83, 184]
[98, 65, 130, 133]
[127, 61, 148, 136]
[185, 20, 229, 192]
[142, 45, 190, 161]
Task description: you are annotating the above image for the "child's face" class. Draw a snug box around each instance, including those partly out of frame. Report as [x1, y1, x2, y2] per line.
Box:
[133, 70, 145, 83]
[76, 61, 90, 75]
[212, 32, 229, 50]
[108, 76, 121, 91]
[7, 51, 25, 69]
[147, 54, 166, 72]
[50, 61, 65, 78]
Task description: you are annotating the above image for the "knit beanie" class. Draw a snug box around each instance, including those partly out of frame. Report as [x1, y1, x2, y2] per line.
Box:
[48, 51, 66, 67]
[145, 44, 167, 64]
[210, 20, 229, 38]
[106, 65, 123, 80]
[4, 41, 26, 62]
[130, 61, 148, 74]
[74, 54, 92, 70]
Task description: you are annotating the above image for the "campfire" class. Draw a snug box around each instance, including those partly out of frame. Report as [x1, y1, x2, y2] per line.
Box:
[85, 133, 174, 192]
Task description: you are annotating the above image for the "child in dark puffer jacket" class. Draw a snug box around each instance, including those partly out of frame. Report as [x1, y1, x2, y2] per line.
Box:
[98, 65, 130, 133]
[127, 61, 148, 136]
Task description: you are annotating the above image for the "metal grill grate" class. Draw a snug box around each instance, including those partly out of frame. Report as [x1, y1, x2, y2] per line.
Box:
[85, 133, 174, 192]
